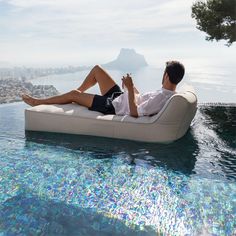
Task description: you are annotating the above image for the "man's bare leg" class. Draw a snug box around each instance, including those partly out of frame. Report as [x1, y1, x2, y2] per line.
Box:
[22, 90, 94, 108]
[22, 65, 117, 107]
[78, 65, 117, 95]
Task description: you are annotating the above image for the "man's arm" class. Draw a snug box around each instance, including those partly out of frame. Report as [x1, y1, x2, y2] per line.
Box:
[122, 75, 138, 118]
[127, 86, 138, 117]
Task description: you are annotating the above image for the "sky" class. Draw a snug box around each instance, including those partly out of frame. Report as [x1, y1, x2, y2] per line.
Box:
[0, 0, 235, 67]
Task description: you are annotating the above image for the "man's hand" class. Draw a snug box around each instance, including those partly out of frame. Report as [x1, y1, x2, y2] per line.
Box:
[121, 73, 138, 118]
[122, 73, 134, 89]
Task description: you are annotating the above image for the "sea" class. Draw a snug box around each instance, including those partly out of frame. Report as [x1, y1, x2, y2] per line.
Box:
[31, 63, 236, 104]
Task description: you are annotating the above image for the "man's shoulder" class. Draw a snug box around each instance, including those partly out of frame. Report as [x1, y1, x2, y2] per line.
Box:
[151, 89, 175, 100]
[146, 89, 162, 95]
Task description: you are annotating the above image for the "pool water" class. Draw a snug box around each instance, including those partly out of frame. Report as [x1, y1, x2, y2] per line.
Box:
[0, 103, 235, 235]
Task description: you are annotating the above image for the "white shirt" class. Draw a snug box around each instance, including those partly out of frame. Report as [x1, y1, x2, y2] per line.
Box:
[112, 88, 176, 116]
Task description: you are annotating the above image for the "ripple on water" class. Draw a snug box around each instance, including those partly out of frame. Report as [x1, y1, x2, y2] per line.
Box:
[0, 135, 236, 235]
[0, 104, 236, 235]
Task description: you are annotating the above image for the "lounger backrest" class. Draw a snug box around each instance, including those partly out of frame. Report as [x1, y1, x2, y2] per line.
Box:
[154, 91, 197, 137]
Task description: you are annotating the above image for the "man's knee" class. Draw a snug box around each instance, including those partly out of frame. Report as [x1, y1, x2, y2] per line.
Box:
[93, 64, 102, 72]
[69, 89, 81, 98]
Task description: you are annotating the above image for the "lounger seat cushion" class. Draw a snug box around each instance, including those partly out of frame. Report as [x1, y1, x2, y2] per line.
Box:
[25, 91, 197, 143]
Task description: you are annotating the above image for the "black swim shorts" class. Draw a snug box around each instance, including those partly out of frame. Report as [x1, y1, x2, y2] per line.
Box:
[89, 84, 123, 115]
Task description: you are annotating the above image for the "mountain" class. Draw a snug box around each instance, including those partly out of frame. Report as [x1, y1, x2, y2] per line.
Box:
[102, 48, 148, 71]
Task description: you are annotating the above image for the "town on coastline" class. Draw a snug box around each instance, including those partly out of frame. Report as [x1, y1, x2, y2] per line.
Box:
[0, 78, 59, 104]
[0, 66, 88, 104]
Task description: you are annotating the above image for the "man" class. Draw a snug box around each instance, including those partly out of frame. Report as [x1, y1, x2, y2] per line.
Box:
[22, 61, 185, 118]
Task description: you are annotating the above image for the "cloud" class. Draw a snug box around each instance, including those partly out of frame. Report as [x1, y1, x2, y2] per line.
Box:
[0, 0, 212, 65]
[4, 0, 195, 35]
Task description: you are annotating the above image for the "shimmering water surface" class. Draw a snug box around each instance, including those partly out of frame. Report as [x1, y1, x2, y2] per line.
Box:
[0, 102, 235, 235]
[32, 66, 236, 103]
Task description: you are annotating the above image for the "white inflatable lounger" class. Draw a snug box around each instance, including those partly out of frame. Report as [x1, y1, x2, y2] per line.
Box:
[25, 91, 197, 143]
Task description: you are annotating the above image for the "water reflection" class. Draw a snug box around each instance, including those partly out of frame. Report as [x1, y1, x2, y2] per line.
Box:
[197, 105, 236, 180]
[200, 105, 236, 149]
[25, 129, 199, 176]
[25, 105, 236, 181]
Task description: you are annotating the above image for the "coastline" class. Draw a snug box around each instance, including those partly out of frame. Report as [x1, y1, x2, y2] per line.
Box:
[0, 78, 59, 104]
[0, 101, 24, 107]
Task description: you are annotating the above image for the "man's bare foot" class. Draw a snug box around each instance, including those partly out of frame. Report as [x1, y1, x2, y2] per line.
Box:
[22, 94, 39, 106]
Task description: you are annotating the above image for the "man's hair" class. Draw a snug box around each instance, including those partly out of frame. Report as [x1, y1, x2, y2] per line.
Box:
[165, 61, 185, 85]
